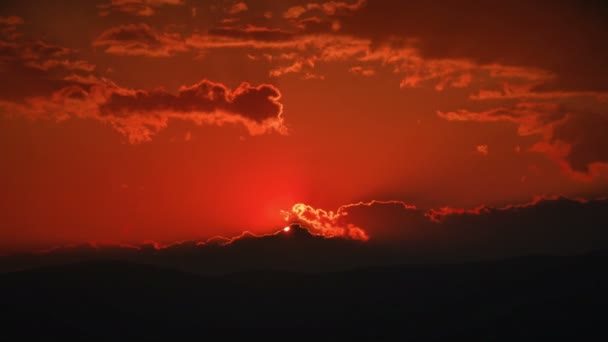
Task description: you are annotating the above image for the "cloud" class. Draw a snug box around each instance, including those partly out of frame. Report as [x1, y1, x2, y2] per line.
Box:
[23, 59, 96, 72]
[438, 102, 608, 176]
[208, 25, 293, 42]
[0, 16, 24, 40]
[93, 23, 188, 57]
[194, 26, 552, 88]
[101, 79, 284, 122]
[470, 87, 608, 101]
[0, 15, 24, 40]
[66, 3, 608, 95]
[2, 197, 608, 272]
[225, 2, 248, 15]
[0, 15, 287, 143]
[336, 1, 608, 93]
[1, 40, 71, 70]
[98, 0, 185, 17]
[283, 6, 308, 20]
[281, 1, 365, 41]
[283, 0, 367, 19]
[283, 196, 608, 259]
[268, 59, 324, 80]
[0, 16, 23, 26]
[0, 77, 287, 143]
[422, 196, 608, 258]
[0, 28, 98, 102]
[348, 65, 375, 76]
[476, 145, 489, 155]
[187, 32, 371, 79]
[219, 18, 240, 25]
[90, 19, 561, 89]
[282, 200, 418, 241]
[16, 40, 72, 60]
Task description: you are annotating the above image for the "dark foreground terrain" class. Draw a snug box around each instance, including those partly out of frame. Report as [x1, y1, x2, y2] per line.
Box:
[1, 252, 607, 341]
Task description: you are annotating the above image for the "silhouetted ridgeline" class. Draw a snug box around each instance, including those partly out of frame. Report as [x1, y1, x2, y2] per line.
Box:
[1, 251, 607, 341]
[2, 213, 608, 275]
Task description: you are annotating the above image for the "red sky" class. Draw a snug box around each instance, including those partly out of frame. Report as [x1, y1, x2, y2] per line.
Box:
[1, 0, 608, 252]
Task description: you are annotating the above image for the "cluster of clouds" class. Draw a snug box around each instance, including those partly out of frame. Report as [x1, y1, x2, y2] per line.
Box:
[439, 103, 608, 177]
[97, 0, 185, 17]
[283, 196, 608, 260]
[17, 196, 608, 265]
[0, 15, 286, 143]
[3, 0, 608, 176]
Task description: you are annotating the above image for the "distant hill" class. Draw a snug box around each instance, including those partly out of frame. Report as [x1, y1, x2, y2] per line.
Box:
[0, 224, 394, 274]
[3, 222, 608, 276]
[1, 251, 607, 341]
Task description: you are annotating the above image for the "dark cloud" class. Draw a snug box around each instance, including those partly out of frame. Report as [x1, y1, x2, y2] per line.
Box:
[0, 15, 23, 40]
[225, 2, 248, 15]
[348, 65, 374, 76]
[0, 16, 23, 26]
[285, 197, 608, 259]
[0, 75, 286, 143]
[438, 103, 608, 175]
[100, 79, 284, 124]
[2, 197, 608, 273]
[1, 40, 72, 63]
[97, 0, 185, 17]
[552, 111, 608, 173]
[283, 0, 366, 19]
[208, 25, 294, 41]
[93, 23, 188, 57]
[0, 27, 96, 101]
[1, 20, 286, 143]
[338, 0, 608, 92]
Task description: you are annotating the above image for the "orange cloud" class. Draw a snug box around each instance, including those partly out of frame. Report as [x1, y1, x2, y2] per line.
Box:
[208, 24, 293, 41]
[0, 15, 24, 39]
[0, 77, 287, 143]
[283, 0, 366, 19]
[282, 200, 418, 241]
[91, 20, 562, 90]
[476, 145, 489, 155]
[349, 65, 375, 76]
[470, 85, 608, 101]
[0, 16, 23, 26]
[225, 2, 248, 15]
[98, 0, 185, 17]
[282, 203, 368, 241]
[18, 40, 72, 60]
[219, 18, 240, 25]
[284, 6, 308, 20]
[281, 196, 608, 256]
[5, 197, 608, 264]
[85, 3, 608, 95]
[24, 59, 96, 72]
[268, 59, 323, 80]
[93, 23, 188, 57]
[438, 102, 608, 176]
[0, 30, 99, 102]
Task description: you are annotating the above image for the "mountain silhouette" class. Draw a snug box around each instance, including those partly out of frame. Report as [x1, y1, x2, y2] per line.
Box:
[0, 224, 392, 274]
[1, 251, 607, 341]
[3, 220, 608, 275]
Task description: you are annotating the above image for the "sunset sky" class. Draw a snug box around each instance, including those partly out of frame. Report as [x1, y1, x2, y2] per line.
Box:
[1, 0, 608, 253]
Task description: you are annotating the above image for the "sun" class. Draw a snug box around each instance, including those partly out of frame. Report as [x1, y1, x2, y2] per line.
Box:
[283, 226, 291, 232]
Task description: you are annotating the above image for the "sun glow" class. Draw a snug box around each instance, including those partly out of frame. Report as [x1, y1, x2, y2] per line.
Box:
[283, 226, 291, 232]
